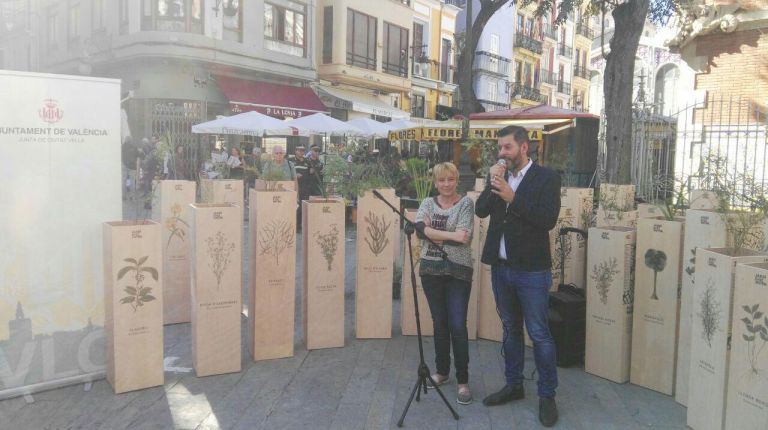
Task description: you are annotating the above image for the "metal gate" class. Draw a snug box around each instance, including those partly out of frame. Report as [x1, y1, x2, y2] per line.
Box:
[598, 94, 768, 207]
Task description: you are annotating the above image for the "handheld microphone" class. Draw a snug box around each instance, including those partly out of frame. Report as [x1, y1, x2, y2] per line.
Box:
[496, 159, 507, 169]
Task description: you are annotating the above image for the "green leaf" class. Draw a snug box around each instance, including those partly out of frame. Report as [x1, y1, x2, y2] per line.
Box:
[744, 334, 753, 342]
[116, 266, 133, 280]
[141, 267, 159, 281]
[755, 312, 764, 320]
[137, 256, 149, 266]
[744, 334, 756, 342]
[742, 317, 753, 325]
[743, 305, 753, 314]
[123, 258, 137, 264]
[141, 295, 156, 302]
[124, 286, 137, 295]
[761, 332, 768, 342]
[753, 304, 760, 313]
[139, 287, 152, 296]
[120, 297, 135, 304]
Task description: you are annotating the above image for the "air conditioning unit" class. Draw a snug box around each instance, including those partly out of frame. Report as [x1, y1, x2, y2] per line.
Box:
[413, 62, 425, 78]
[438, 95, 449, 106]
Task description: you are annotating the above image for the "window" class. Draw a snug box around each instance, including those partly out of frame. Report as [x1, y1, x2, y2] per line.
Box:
[68, 4, 80, 41]
[523, 63, 532, 86]
[488, 81, 498, 102]
[526, 17, 534, 36]
[411, 94, 425, 118]
[119, 0, 129, 34]
[141, 0, 203, 34]
[514, 60, 522, 83]
[47, 9, 58, 50]
[222, 0, 241, 41]
[517, 14, 524, 32]
[92, 0, 104, 30]
[322, 7, 333, 63]
[383, 22, 408, 77]
[265, 3, 307, 56]
[575, 48, 581, 67]
[346, 9, 376, 70]
[412, 21, 425, 60]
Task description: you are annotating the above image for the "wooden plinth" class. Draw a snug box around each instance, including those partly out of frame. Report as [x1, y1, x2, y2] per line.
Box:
[596, 209, 638, 229]
[254, 179, 296, 192]
[690, 190, 718, 210]
[599, 183, 635, 211]
[561, 187, 594, 289]
[401, 209, 434, 336]
[466, 191, 482, 340]
[549, 207, 576, 290]
[637, 203, 661, 218]
[200, 179, 244, 208]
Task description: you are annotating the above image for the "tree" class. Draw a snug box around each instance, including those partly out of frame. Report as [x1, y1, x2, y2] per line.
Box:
[458, 0, 678, 184]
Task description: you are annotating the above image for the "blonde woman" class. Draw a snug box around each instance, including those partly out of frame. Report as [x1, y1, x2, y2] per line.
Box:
[414, 162, 475, 405]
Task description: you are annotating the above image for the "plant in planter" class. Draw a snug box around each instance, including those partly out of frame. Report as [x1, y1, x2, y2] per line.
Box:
[260, 164, 291, 191]
[644, 249, 668, 300]
[404, 158, 433, 201]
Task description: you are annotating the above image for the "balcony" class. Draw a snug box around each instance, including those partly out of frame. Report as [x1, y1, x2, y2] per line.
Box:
[412, 60, 458, 84]
[541, 24, 558, 41]
[473, 51, 511, 77]
[573, 65, 589, 80]
[558, 44, 573, 58]
[556, 80, 571, 95]
[383, 59, 408, 78]
[513, 33, 543, 55]
[510, 82, 544, 103]
[540, 69, 558, 86]
[576, 21, 594, 39]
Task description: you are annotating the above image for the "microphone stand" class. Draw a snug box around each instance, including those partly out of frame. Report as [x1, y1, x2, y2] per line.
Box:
[371, 190, 459, 427]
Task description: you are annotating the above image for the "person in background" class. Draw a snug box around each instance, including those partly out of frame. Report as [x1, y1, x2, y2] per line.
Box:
[121, 136, 140, 199]
[260, 146, 297, 190]
[475, 125, 561, 427]
[167, 145, 190, 180]
[228, 147, 244, 179]
[305, 145, 324, 197]
[414, 162, 475, 406]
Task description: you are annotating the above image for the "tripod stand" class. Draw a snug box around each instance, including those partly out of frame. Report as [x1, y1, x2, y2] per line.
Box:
[371, 191, 459, 427]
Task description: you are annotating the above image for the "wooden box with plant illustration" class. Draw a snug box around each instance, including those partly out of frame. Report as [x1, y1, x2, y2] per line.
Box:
[725, 262, 768, 429]
[636, 203, 662, 219]
[476, 206, 502, 342]
[549, 207, 576, 290]
[200, 179, 244, 208]
[465, 191, 483, 340]
[599, 183, 635, 211]
[690, 190, 718, 210]
[675, 209, 728, 406]
[254, 179, 295, 192]
[401, 208, 434, 336]
[248, 188, 297, 361]
[585, 226, 636, 383]
[190, 203, 242, 377]
[103, 220, 163, 394]
[630, 216, 684, 395]
[596, 208, 638, 229]
[302, 199, 345, 350]
[687, 248, 768, 430]
[561, 187, 594, 289]
[151, 180, 196, 325]
[356, 189, 399, 338]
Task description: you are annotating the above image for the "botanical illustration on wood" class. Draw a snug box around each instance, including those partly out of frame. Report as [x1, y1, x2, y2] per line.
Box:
[623, 251, 636, 308]
[698, 278, 721, 347]
[553, 217, 573, 275]
[364, 211, 391, 256]
[591, 258, 619, 305]
[314, 224, 340, 271]
[258, 219, 295, 264]
[118, 256, 158, 313]
[644, 249, 667, 300]
[206, 231, 235, 290]
[164, 203, 189, 250]
[740, 304, 768, 376]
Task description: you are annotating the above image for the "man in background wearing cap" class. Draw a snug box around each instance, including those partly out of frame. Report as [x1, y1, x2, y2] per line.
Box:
[305, 145, 324, 198]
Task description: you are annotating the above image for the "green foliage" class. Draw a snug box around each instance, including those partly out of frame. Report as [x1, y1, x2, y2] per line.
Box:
[322, 153, 393, 199]
[461, 139, 497, 178]
[404, 158, 433, 201]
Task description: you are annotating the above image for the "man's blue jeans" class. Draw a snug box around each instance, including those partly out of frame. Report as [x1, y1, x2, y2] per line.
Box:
[421, 274, 472, 384]
[491, 265, 558, 397]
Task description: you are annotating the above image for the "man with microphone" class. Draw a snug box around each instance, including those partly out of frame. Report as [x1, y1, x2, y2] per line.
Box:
[475, 125, 561, 427]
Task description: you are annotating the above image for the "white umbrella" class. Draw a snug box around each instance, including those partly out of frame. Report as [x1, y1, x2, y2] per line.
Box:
[346, 117, 392, 138]
[191, 110, 296, 136]
[285, 113, 364, 136]
[385, 118, 418, 131]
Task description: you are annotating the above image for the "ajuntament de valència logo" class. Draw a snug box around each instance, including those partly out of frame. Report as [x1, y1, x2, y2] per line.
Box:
[39, 99, 64, 124]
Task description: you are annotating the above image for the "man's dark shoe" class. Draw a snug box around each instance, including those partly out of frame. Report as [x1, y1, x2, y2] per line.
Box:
[539, 396, 558, 427]
[482, 384, 524, 406]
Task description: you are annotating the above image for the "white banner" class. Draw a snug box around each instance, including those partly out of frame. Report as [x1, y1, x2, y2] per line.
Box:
[0, 71, 122, 397]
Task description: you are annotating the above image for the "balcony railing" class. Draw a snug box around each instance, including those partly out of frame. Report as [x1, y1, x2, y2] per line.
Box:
[576, 21, 594, 39]
[383, 59, 408, 77]
[556, 80, 571, 94]
[558, 44, 573, 58]
[347, 52, 376, 70]
[541, 23, 558, 41]
[412, 60, 458, 84]
[540, 69, 558, 86]
[513, 33, 543, 55]
[510, 82, 544, 103]
[573, 65, 589, 80]
[473, 51, 511, 76]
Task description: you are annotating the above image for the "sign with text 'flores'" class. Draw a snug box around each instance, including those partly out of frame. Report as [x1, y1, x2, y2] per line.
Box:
[0, 71, 122, 398]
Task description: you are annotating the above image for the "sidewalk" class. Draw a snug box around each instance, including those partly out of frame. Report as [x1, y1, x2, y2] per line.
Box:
[0, 200, 688, 429]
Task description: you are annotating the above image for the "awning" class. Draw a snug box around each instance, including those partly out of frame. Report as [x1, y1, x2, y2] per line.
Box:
[387, 120, 547, 141]
[217, 76, 328, 119]
[316, 86, 411, 120]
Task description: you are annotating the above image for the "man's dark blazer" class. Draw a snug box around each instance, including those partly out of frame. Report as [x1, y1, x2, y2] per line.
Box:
[475, 162, 561, 271]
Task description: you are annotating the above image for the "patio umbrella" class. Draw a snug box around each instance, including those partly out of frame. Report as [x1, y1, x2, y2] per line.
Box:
[285, 113, 364, 136]
[191, 110, 297, 136]
[346, 117, 392, 138]
[386, 118, 418, 131]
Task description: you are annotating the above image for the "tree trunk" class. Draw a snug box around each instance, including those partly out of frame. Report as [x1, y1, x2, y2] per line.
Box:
[457, 0, 511, 115]
[603, 0, 649, 184]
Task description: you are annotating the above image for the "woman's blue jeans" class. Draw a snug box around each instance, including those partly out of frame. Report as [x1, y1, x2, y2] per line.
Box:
[491, 266, 558, 398]
[420, 274, 471, 384]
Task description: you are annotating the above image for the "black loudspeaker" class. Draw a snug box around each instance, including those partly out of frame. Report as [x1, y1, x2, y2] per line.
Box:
[548, 284, 586, 367]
